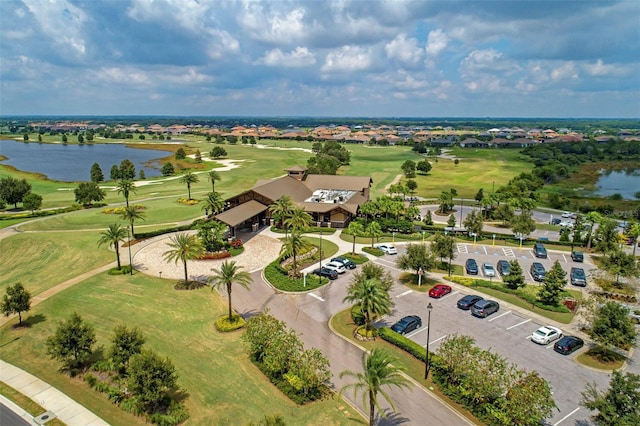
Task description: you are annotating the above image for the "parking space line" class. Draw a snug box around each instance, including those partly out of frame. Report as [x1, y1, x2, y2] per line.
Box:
[562, 254, 567, 262]
[482, 246, 487, 255]
[428, 334, 448, 345]
[506, 318, 531, 330]
[437, 290, 459, 301]
[553, 407, 580, 425]
[408, 326, 429, 338]
[488, 310, 512, 322]
[457, 243, 468, 254]
[309, 293, 325, 302]
[396, 290, 413, 298]
[373, 260, 403, 272]
[546, 343, 555, 349]
[502, 247, 515, 257]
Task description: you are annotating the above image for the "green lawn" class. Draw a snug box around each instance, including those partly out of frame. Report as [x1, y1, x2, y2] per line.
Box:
[0, 272, 362, 426]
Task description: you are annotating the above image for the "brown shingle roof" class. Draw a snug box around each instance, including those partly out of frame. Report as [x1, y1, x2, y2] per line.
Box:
[253, 176, 313, 203]
[303, 175, 372, 192]
[215, 200, 268, 227]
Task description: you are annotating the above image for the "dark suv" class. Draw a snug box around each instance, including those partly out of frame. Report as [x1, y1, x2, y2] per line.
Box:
[471, 300, 500, 318]
[571, 251, 584, 262]
[465, 258, 479, 275]
[313, 267, 338, 280]
[497, 260, 511, 277]
[570, 267, 587, 286]
[533, 243, 548, 258]
[530, 262, 546, 281]
[331, 257, 357, 269]
[391, 315, 422, 335]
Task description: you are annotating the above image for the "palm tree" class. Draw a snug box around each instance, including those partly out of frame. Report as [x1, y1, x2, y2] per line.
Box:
[585, 211, 602, 249]
[116, 179, 136, 208]
[269, 195, 295, 234]
[180, 172, 199, 200]
[343, 276, 392, 331]
[119, 205, 146, 237]
[628, 222, 640, 257]
[340, 348, 412, 426]
[202, 192, 225, 217]
[207, 170, 221, 192]
[347, 221, 364, 254]
[284, 207, 312, 231]
[280, 230, 307, 278]
[365, 222, 382, 248]
[163, 233, 204, 284]
[207, 260, 252, 321]
[97, 223, 127, 269]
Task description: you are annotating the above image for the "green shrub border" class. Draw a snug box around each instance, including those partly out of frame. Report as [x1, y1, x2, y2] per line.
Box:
[214, 314, 246, 332]
[263, 261, 327, 292]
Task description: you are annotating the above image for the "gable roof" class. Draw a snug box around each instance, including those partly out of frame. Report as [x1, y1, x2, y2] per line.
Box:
[252, 175, 313, 203]
[303, 175, 372, 192]
[215, 200, 268, 227]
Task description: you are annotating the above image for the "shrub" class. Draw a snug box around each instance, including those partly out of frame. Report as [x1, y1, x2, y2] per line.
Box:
[177, 198, 199, 205]
[108, 265, 132, 275]
[135, 223, 195, 239]
[264, 261, 326, 291]
[199, 252, 231, 260]
[350, 304, 365, 326]
[379, 327, 426, 362]
[447, 276, 475, 286]
[215, 314, 246, 332]
[230, 238, 243, 248]
[84, 373, 98, 388]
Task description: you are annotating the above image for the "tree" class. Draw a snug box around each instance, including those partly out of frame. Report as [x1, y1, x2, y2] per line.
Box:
[432, 233, 455, 271]
[283, 207, 312, 231]
[77, 134, 84, 143]
[279, 230, 307, 278]
[595, 219, 620, 253]
[365, 221, 382, 248]
[46, 313, 96, 370]
[202, 192, 225, 217]
[23, 133, 29, 141]
[110, 164, 120, 180]
[22, 192, 43, 213]
[396, 243, 436, 278]
[538, 260, 567, 307]
[463, 210, 483, 237]
[599, 249, 639, 287]
[127, 349, 178, 413]
[97, 223, 128, 270]
[116, 179, 136, 208]
[423, 209, 433, 226]
[416, 160, 432, 174]
[627, 222, 640, 257]
[109, 324, 145, 373]
[90, 163, 104, 183]
[1, 283, 31, 326]
[175, 147, 187, 159]
[401, 160, 416, 178]
[438, 191, 453, 214]
[74, 181, 106, 206]
[590, 302, 638, 350]
[0, 177, 32, 208]
[354, 263, 395, 292]
[194, 149, 202, 163]
[503, 260, 525, 290]
[269, 195, 295, 235]
[340, 348, 412, 426]
[581, 371, 640, 426]
[208, 260, 253, 321]
[495, 370, 557, 426]
[180, 172, 199, 200]
[119, 205, 146, 237]
[163, 233, 204, 284]
[511, 210, 536, 237]
[474, 188, 484, 205]
[62, 134, 68, 143]
[207, 170, 221, 192]
[343, 276, 392, 331]
[454, 158, 460, 166]
[161, 162, 175, 176]
[139, 169, 146, 180]
[495, 203, 514, 225]
[119, 159, 136, 180]
[347, 221, 364, 254]
[447, 213, 456, 228]
[210, 146, 227, 158]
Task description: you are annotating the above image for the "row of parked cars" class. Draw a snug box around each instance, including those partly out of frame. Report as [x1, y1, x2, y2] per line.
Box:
[312, 257, 357, 280]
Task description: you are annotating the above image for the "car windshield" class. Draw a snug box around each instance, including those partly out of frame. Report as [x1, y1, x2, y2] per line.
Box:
[534, 330, 546, 336]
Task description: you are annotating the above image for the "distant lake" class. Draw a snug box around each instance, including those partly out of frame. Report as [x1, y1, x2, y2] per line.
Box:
[595, 169, 640, 200]
[0, 140, 170, 182]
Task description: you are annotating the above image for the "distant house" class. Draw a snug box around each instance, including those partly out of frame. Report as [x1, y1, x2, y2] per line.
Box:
[215, 166, 372, 235]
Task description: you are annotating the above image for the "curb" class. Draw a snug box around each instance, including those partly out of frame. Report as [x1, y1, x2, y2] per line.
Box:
[0, 393, 39, 426]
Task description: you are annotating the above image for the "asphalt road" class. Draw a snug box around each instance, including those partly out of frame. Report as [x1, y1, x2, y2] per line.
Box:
[0, 402, 30, 426]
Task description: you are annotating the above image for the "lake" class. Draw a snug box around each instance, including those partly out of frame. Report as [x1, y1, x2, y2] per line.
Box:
[0, 140, 171, 182]
[595, 169, 640, 200]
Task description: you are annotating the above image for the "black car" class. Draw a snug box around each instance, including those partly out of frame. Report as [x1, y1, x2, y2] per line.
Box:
[313, 267, 338, 280]
[391, 315, 422, 335]
[553, 336, 584, 355]
[497, 260, 511, 277]
[571, 251, 584, 262]
[570, 267, 587, 286]
[533, 242, 548, 259]
[457, 294, 484, 310]
[331, 257, 357, 269]
[551, 218, 561, 225]
[530, 262, 546, 282]
[465, 258, 479, 275]
[471, 300, 500, 318]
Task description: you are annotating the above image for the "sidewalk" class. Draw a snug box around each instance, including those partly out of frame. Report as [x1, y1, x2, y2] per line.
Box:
[0, 360, 109, 426]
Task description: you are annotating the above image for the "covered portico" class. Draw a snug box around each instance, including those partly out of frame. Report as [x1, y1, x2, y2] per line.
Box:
[214, 199, 269, 237]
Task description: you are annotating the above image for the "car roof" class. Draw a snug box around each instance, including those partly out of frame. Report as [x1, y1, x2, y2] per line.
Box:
[538, 326, 557, 333]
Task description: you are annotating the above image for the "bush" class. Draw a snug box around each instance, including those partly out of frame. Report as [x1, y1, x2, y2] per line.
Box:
[135, 223, 194, 239]
[199, 252, 231, 260]
[264, 261, 326, 291]
[108, 265, 132, 275]
[379, 327, 426, 362]
[350, 304, 365, 326]
[84, 373, 98, 388]
[214, 314, 246, 332]
[362, 246, 385, 256]
[471, 279, 571, 313]
[447, 276, 475, 286]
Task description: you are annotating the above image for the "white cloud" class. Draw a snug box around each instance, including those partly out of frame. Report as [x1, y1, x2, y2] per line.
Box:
[426, 29, 448, 57]
[206, 29, 240, 59]
[261, 47, 316, 68]
[583, 59, 624, 77]
[551, 62, 578, 80]
[22, 0, 88, 56]
[94, 67, 150, 85]
[239, 3, 308, 45]
[321, 46, 373, 73]
[385, 34, 423, 65]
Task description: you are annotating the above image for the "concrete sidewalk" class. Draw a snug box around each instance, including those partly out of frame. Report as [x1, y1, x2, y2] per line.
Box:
[0, 360, 109, 426]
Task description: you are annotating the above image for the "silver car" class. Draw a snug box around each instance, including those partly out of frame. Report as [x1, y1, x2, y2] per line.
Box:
[482, 263, 496, 277]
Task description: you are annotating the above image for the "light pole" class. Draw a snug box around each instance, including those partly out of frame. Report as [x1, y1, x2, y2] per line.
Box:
[459, 198, 464, 226]
[392, 231, 395, 243]
[492, 233, 496, 246]
[127, 228, 133, 276]
[319, 229, 323, 270]
[418, 267, 423, 287]
[422, 230, 426, 244]
[424, 302, 433, 379]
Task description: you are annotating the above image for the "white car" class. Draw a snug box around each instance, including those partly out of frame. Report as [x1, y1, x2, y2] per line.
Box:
[561, 212, 572, 218]
[559, 221, 574, 228]
[482, 263, 495, 277]
[531, 326, 563, 345]
[324, 261, 346, 274]
[377, 244, 398, 255]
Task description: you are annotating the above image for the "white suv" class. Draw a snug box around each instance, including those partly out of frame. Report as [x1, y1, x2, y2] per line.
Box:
[377, 244, 398, 255]
[324, 261, 346, 274]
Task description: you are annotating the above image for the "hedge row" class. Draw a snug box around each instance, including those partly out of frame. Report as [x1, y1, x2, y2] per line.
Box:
[134, 223, 194, 239]
[0, 204, 84, 220]
[263, 261, 326, 292]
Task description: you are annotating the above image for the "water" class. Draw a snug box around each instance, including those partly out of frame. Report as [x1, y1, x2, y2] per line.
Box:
[595, 169, 640, 200]
[0, 140, 170, 182]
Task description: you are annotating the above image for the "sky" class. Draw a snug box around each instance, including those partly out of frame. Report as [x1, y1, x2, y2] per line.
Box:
[1, 0, 639, 118]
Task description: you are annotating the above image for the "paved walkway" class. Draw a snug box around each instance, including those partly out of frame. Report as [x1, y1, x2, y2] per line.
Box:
[0, 360, 108, 426]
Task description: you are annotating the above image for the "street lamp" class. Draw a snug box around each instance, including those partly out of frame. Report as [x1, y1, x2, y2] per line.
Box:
[492, 233, 496, 246]
[319, 229, 323, 270]
[127, 228, 133, 276]
[422, 230, 426, 244]
[392, 231, 395, 243]
[424, 302, 433, 379]
[459, 198, 464, 226]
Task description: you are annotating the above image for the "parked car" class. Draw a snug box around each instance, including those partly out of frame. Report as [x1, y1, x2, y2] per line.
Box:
[429, 284, 452, 298]
[457, 294, 484, 310]
[533, 242, 548, 258]
[312, 267, 338, 280]
[551, 218, 561, 225]
[553, 336, 584, 355]
[559, 221, 574, 228]
[571, 251, 584, 262]
[331, 257, 356, 269]
[497, 260, 511, 277]
[561, 211, 572, 218]
[465, 258, 479, 275]
[391, 315, 422, 335]
[377, 244, 397, 255]
[530, 262, 546, 282]
[531, 326, 563, 345]
[482, 262, 496, 277]
[570, 267, 587, 286]
[324, 261, 346, 274]
[471, 300, 500, 318]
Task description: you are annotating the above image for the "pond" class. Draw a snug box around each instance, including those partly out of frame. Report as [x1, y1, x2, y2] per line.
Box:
[594, 169, 640, 200]
[0, 140, 171, 182]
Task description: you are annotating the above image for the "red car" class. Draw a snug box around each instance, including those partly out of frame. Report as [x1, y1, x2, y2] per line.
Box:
[429, 284, 452, 298]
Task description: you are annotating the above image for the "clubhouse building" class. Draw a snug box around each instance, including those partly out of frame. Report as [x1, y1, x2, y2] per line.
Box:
[215, 166, 372, 235]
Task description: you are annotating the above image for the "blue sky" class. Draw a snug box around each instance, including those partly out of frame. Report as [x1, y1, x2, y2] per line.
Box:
[1, 0, 639, 118]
